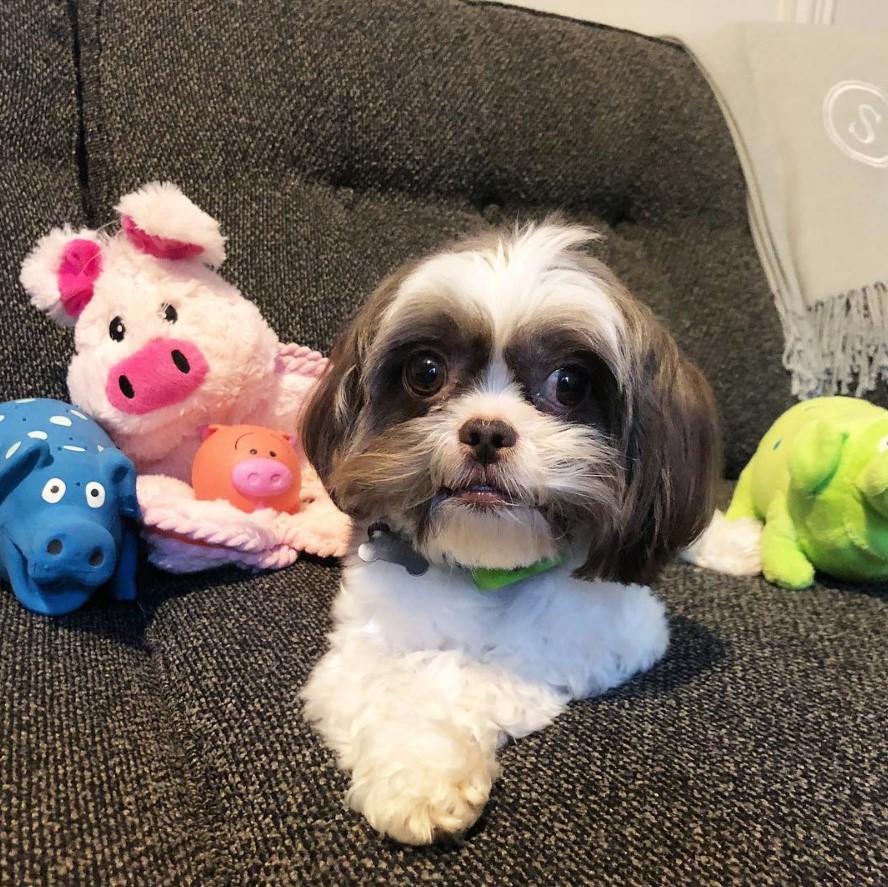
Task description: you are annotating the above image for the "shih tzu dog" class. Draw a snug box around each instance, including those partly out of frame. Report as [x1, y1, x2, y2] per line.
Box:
[299, 220, 719, 845]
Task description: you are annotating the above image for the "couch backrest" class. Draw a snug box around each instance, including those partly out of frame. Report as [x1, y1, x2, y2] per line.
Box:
[0, 4, 87, 404]
[10, 0, 797, 475]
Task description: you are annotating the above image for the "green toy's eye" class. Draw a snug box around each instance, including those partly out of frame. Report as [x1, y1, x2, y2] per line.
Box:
[879, 435, 888, 452]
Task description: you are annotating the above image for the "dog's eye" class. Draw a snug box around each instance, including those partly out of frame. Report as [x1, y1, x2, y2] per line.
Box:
[404, 351, 447, 397]
[109, 316, 126, 341]
[543, 365, 591, 408]
[161, 303, 178, 323]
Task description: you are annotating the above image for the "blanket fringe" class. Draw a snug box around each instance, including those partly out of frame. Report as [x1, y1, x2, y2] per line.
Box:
[780, 280, 888, 398]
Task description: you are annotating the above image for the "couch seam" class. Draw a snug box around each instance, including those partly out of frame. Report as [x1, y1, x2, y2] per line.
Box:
[65, 0, 92, 224]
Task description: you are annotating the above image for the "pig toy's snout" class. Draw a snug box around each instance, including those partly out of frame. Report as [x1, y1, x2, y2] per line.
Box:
[231, 458, 294, 500]
[30, 521, 116, 587]
[106, 338, 209, 415]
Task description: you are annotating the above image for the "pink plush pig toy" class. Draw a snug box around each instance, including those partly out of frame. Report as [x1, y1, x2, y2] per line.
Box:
[21, 183, 350, 572]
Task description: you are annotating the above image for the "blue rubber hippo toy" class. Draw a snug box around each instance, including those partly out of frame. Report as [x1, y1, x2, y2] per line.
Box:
[0, 398, 140, 615]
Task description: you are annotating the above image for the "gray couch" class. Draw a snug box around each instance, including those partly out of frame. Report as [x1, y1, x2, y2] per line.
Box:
[2, 2, 885, 884]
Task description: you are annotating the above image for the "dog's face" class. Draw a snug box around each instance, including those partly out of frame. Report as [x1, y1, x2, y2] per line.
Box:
[302, 222, 719, 584]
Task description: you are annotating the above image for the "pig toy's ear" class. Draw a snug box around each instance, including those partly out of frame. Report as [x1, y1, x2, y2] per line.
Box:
[199, 424, 222, 442]
[116, 182, 227, 267]
[0, 439, 52, 505]
[102, 449, 141, 521]
[788, 421, 846, 495]
[20, 226, 104, 326]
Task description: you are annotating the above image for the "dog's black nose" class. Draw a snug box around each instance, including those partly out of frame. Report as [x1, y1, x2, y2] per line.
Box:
[458, 418, 518, 464]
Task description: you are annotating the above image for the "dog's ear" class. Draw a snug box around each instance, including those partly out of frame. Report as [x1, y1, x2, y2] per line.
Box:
[579, 312, 720, 586]
[299, 264, 413, 487]
[299, 319, 367, 487]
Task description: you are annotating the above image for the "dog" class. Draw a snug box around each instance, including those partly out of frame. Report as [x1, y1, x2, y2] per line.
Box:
[299, 220, 719, 844]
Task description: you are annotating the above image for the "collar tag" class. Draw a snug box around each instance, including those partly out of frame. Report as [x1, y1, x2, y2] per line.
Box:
[357, 523, 429, 576]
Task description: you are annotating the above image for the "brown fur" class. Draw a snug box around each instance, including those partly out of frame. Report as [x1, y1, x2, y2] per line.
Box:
[566, 257, 720, 584]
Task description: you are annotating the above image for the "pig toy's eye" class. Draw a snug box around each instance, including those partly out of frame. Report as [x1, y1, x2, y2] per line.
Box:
[109, 316, 126, 341]
[85, 482, 106, 508]
[162, 304, 178, 323]
[878, 435, 888, 452]
[42, 478, 66, 504]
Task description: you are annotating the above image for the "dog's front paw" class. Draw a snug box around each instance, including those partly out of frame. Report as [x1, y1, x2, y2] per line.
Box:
[347, 726, 499, 845]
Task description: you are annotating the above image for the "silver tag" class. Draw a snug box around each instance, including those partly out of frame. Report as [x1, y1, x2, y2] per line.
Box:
[357, 524, 429, 576]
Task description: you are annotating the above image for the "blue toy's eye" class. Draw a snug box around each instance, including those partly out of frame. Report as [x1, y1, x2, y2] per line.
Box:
[41, 478, 66, 504]
[879, 435, 888, 452]
[85, 482, 106, 508]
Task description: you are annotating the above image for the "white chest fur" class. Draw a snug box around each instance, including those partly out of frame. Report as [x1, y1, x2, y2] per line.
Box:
[334, 555, 669, 700]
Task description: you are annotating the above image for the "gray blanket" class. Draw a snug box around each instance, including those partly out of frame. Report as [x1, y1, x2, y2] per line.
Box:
[681, 23, 888, 398]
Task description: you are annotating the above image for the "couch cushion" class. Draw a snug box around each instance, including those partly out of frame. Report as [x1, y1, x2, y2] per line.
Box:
[138, 560, 888, 886]
[0, 2, 82, 404]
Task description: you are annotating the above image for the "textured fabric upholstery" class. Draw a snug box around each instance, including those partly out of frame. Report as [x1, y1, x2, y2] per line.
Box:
[1, 2, 884, 885]
[75, 0, 794, 477]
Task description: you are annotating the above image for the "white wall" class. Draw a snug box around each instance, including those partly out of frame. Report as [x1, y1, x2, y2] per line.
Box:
[834, 1, 888, 27]
[491, 0, 888, 35]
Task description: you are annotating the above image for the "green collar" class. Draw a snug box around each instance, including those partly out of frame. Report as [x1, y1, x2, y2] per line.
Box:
[471, 556, 565, 591]
[357, 523, 565, 592]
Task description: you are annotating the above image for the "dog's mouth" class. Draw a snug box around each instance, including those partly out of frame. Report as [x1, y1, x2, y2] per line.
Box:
[437, 483, 514, 508]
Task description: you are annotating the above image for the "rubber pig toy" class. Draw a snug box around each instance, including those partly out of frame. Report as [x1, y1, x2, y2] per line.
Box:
[0, 397, 140, 615]
[192, 424, 302, 514]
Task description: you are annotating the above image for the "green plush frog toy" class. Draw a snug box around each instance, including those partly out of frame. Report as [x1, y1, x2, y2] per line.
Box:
[725, 396, 888, 589]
